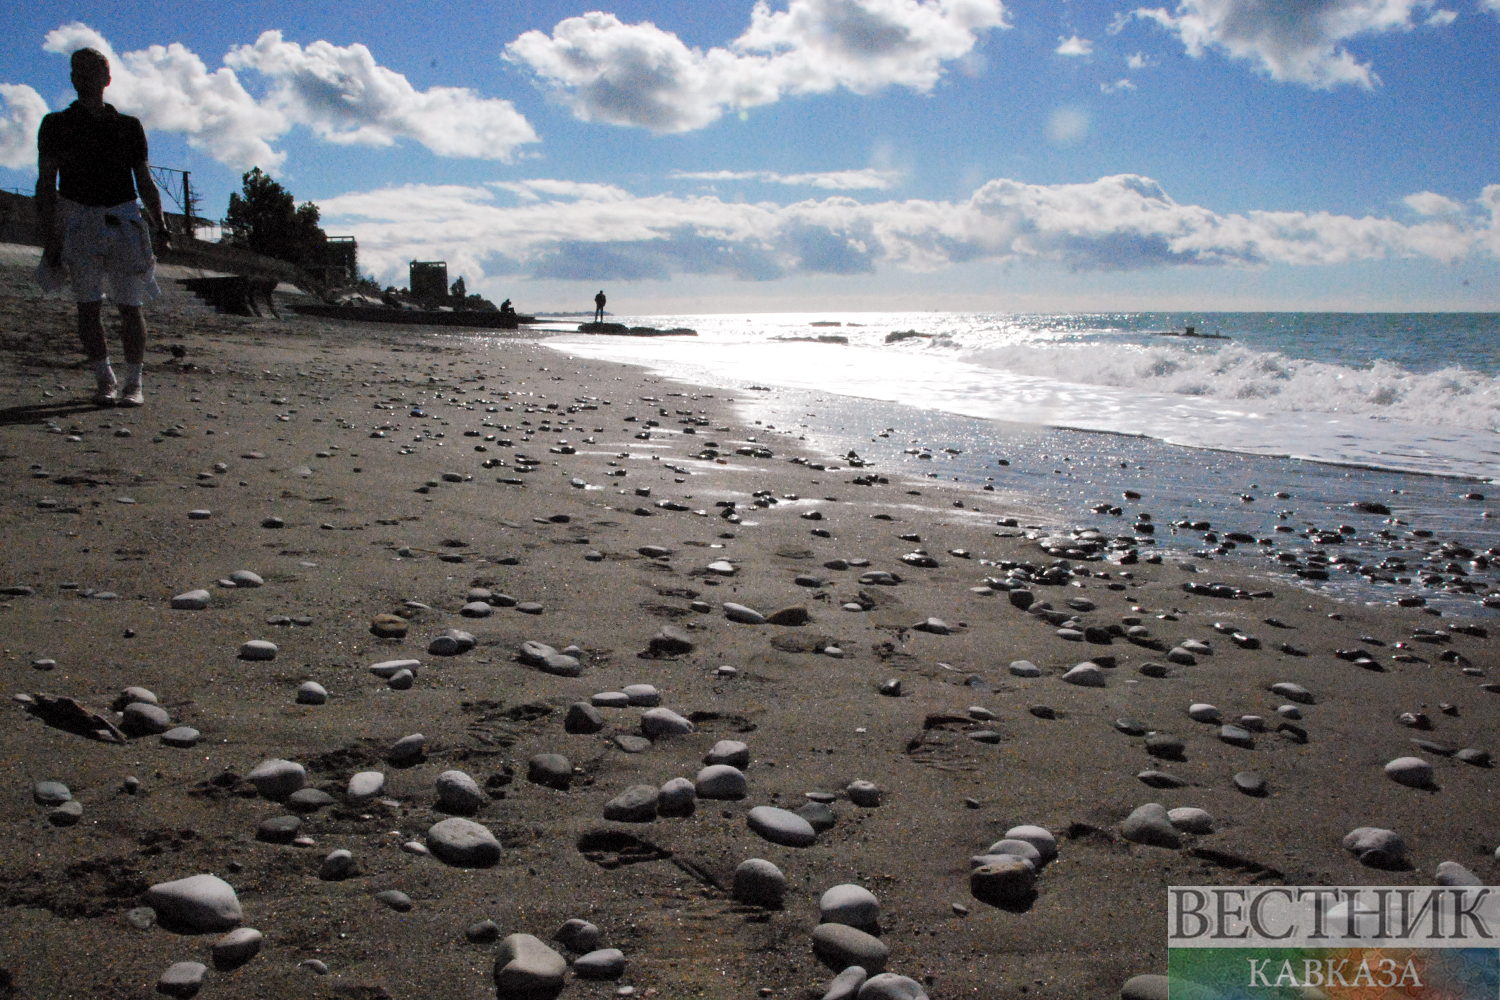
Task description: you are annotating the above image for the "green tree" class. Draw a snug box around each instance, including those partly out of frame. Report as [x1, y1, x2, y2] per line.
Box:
[225, 167, 328, 269]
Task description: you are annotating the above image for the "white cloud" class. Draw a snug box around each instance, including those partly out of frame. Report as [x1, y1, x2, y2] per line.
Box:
[1485, 0, 1500, 12]
[504, 0, 1009, 133]
[38, 23, 537, 172]
[1045, 106, 1090, 144]
[489, 179, 634, 202]
[1126, 50, 1155, 68]
[1056, 35, 1095, 55]
[0, 84, 48, 171]
[1133, 0, 1453, 89]
[1100, 78, 1137, 93]
[671, 168, 903, 189]
[225, 32, 536, 160]
[1425, 8, 1457, 24]
[317, 171, 1493, 287]
[1404, 190, 1463, 215]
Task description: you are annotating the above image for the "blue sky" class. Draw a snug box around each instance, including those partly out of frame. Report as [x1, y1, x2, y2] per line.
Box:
[2, 0, 1498, 312]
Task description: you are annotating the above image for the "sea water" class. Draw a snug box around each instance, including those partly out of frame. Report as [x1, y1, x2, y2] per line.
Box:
[533, 311, 1500, 615]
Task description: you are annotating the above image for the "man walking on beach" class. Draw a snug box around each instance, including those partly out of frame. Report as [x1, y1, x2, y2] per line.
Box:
[593, 290, 606, 324]
[35, 47, 170, 407]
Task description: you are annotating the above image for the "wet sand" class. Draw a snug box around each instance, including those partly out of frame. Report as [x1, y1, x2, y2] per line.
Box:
[0, 246, 1495, 999]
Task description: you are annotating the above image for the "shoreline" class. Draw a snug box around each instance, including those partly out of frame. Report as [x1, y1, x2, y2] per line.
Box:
[0, 263, 1497, 998]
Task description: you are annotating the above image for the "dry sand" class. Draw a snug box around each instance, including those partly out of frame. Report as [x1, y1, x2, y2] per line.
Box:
[0, 246, 1495, 999]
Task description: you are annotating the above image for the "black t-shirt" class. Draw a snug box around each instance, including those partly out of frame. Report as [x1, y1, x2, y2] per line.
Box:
[37, 102, 147, 208]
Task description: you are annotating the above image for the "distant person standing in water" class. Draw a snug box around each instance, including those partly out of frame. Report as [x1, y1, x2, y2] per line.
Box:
[35, 47, 170, 407]
[594, 290, 606, 324]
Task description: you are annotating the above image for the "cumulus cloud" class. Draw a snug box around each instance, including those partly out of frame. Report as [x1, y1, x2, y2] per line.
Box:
[38, 23, 536, 171]
[671, 168, 902, 189]
[0, 84, 48, 171]
[317, 171, 1494, 286]
[1404, 190, 1463, 215]
[1055, 35, 1095, 55]
[1133, 0, 1452, 89]
[504, 0, 1009, 133]
[1126, 51, 1155, 68]
[1100, 78, 1137, 93]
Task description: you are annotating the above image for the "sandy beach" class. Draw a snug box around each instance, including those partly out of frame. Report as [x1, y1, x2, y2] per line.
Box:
[0, 246, 1495, 1000]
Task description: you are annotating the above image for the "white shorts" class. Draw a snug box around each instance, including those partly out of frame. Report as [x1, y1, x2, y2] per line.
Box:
[37, 198, 161, 306]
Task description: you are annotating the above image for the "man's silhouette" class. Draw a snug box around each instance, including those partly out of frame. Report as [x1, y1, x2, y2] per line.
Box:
[593, 290, 606, 324]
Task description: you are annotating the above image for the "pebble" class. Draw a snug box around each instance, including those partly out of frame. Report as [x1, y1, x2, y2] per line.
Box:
[555, 918, 603, 953]
[347, 771, 385, 801]
[573, 949, 628, 980]
[846, 780, 881, 807]
[374, 890, 413, 912]
[369, 659, 420, 679]
[723, 602, 768, 624]
[858, 974, 930, 1000]
[797, 802, 837, 832]
[494, 934, 567, 996]
[748, 806, 818, 846]
[592, 692, 631, 708]
[466, 919, 501, 943]
[211, 927, 263, 968]
[733, 859, 787, 907]
[296, 681, 328, 705]
[50, 800, 83, 825]
[389, 733, 426, 764]
[1008, 660, 1041, 678]
[1061, 663, 1105, 687]
[640, 707, 695, 736]
[319, 849, 357, 880]
[301, 959, 328, 975]
[121, 702, 172, 736]
[565, 702, 605, 733]
[33, 781, 71, 806]
[1269, 681, 1313, 704]
[1004, 825, 1057, 863]
[238, 640, 278, 661]
[648, 628, 694, 655]
[613, 734, 652, 753]
[1233, 771, 1266, 795]
[125, 906, 155, 930]
[1166, 647, 1197, 665]
[1145, 735, 1184, 758]
[228, 570, 264, 588]
[1218, 725, 1255, 749]
[811, 923, 888, 973]
[517, 641, 581, 676]
[143, 874, 243, 932]
[623, 684, 661, 706]
[1384, 756, 1435, 788]
[436, 770, 487, 814]
[1120, 974, 1170, 1000]
[161, 726, 200, 748]
[1187, 703, 1220, 723]
[821, 966, 869, 1000]
[427, 817, 502, 867]
[257, 816, 302, 843]
[1120, 803, 1181, 848]
[658, 777, 697, 816]
[604, 785, 659, 822]
[1435, 861, 1484, 886]
[1138, 770, 1187, 789]
[170, 589, 211, 611]
[820, 884, 880, 929]
[157, 962, 207, 998]
[1343, 827, 1407, 867]
[246, 759, 306, 800]
[695, 765, 748, 800]
[518, 752, 571, 791]
[461, 601, 493, 617]
[705, 739, 751, 767]
[1168, 807, 1214, 833]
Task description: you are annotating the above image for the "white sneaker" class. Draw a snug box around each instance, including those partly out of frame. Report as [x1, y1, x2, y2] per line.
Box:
[116, 382, 144, 407]
[92, 379, 118, 406]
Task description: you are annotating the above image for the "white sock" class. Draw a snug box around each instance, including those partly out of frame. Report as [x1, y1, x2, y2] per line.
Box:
[122, 362, 143, 387]
[94, 357, 115, 383]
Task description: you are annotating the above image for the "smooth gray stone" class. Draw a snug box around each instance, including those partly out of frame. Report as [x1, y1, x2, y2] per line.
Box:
[296, 681, 328, 705]
[822, 966, 869, 1000]
[1061, 663, 1106, 687]
[238, 640, 278, 661]
[301, 959, 328, 975]
[387, 668, 414, 690]
[369, 659, 420, 678]
[143, 874, 243, 932]
[1269, 681, 1313, 703]
[1343, 827, 1406, 867]
[121, 702, 172, 736]
[704, 739, 751, 767]
[641, 707, 695, 736]
[117, 686, 158, 707]
[733, 859, 786, 907]
[161, 727, 200, 747]
[287, 788, 334, 811]
[572, 948, 626, 980]
[1168, 807, 1213, 833]
[1146, 735, 1184, 758]
[1385, 756, 1434, 788]
[565, 702, 605, 733]
[748, 806, 817, 847]
[257, 815, 302, 842]
[820, 884, 880, 929]
[347, 771, 384, 800]
[797, 801, 837, 832]
[811, 923, 888, 973]
[246, 759, 305, 800]
[592, 691, 631, 708]
[538, 653, 582, 677]
[158, 961, 207, 998]
[228, 570, 264, 588]
[428, 635, 462, 656]
[613, 734, 652, 753]
[1233, 771, 1266, 794]
[604, 785, 658, 822]
[126, 906, 156, 930]
[49, 800, 83, 825]
[460, 601, 493, 617]
[858, 973, 929, 1000]
[494, 933, 567, 995]
[983, 839, 1042, 866]
[319, 850, 357, 881]
[1188, 703, 1221, 723]
[515, 602, 545, 615]
[554, 918, 601, 953]
[1138, 770, 1188, 789]
[389, 733, 425, 763]
[1004, 825, 1058, 862]
[374, 890, 413, 912]
[970, 856, 1036, 904]
[657, 777, 696, 817]
[466, 919, 501, 943]
[695, 764, 748, 800]
[1218, 725, 1255, 748]
[427, 817, 502, 867]
[1166, 647, 1196, 665]
[1120, 803, 1181, 848]
[528, 754, 573, 791]
[648, 628, 694, 655]
[33, 781, 71, 806]
[1436, 860, 1484, 886]
[170, 589, 211, 610]
[1457, 748, 1492, 766]
[723, 602, 768, 624]
[211, 927, 263, 968]
[1115, 717, 1148, 735]
[1120, 974, 1170, 1000]
[436, 770, 487, 814]
[623, 683, 661, 706]
[846, 781, 881, 807]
